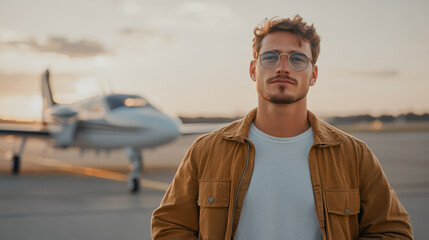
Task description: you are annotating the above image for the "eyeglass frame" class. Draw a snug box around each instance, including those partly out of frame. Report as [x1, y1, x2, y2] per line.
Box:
[256, 50, 313, 72]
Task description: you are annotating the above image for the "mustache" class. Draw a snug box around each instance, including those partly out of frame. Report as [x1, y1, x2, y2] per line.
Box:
[267, 75, 298, 84]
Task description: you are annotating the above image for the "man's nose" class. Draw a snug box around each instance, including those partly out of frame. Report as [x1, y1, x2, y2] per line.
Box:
[275, 55, 291, 75]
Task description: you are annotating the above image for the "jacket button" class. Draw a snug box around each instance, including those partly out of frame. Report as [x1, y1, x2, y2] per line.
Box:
[345, 209, 350, 215]
[208, 197, 214, 203]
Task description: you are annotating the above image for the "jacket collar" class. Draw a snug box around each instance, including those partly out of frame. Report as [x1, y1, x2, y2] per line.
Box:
[221, 108, 344, 146]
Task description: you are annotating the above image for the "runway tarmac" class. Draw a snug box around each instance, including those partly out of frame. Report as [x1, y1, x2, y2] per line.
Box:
[0, 131, 428, 239]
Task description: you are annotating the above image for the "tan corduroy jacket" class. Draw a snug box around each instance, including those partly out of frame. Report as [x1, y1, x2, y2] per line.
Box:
[152, 109, 413, 240]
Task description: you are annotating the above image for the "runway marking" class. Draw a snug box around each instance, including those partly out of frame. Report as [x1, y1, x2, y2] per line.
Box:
[28, 156, 170, 191]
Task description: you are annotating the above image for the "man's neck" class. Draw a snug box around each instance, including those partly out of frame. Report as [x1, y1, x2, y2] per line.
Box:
[254, 98, 310, 138]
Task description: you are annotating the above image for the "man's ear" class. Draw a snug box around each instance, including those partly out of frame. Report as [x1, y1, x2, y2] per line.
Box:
[250, 60, 256, 82]
[310, 65, 318, 86]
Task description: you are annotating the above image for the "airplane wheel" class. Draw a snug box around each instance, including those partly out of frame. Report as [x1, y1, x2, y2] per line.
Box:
[12, 155, 20, 175]
[129, 178, 140, 193]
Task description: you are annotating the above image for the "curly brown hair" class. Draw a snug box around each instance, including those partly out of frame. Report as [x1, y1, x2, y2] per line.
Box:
[252, 15, 321, 65]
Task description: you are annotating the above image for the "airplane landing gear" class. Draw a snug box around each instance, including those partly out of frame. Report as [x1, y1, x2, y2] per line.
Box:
[125, 147, 142, 194]
[128, 177, 140, 193]
[11, 137, 26, 175]
[12, 155, 20, 175]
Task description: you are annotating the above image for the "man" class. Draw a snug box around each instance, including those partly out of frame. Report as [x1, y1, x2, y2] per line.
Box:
[152, 15, 413, 240]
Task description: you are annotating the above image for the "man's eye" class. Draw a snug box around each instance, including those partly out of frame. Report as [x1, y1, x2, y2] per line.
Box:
[290, 56, 306, 63]
[262, 55, 277, 61]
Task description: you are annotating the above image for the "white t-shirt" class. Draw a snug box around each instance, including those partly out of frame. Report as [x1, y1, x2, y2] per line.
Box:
[234, 123, 321, 240]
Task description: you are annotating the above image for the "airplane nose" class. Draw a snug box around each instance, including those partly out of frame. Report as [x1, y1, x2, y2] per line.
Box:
[162, 115, 181, 139]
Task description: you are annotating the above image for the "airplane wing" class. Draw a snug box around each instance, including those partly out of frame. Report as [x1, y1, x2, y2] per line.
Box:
[179, 123, 228, 135]
[0, 123, 50, 137]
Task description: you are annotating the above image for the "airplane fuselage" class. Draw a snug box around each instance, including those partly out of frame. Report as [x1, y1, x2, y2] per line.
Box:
[44, 94, 181, 149]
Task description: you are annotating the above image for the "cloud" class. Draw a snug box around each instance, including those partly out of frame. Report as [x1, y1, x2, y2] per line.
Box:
[176, 1, 234, 27]
[0, 37, 109, 58]
[110, 0, 141, 16]
[122, 0, 141, 15]
[119, 28, 172, 39]
[348, 69, 400, 78]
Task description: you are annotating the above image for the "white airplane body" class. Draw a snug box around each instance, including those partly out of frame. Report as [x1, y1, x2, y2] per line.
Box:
[1, 70, 188, 192]
[44, 95, 180, 149]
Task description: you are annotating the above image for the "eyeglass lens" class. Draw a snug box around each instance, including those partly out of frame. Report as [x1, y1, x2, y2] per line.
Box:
[260, 51, 310, 71]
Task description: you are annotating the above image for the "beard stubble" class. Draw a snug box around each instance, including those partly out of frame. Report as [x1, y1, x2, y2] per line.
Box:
[262, 80, 308, 105]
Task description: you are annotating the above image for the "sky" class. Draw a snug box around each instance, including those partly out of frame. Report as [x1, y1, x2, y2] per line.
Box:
[0, 0, 428, 121]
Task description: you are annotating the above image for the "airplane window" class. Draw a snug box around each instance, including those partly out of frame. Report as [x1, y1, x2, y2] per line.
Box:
[107, 95, 148, 110]
[124, 98, 147, 107]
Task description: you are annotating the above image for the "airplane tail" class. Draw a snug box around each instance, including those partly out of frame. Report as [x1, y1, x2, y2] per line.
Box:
[41, 69, 56, 124]
[41, 69, 56, 108]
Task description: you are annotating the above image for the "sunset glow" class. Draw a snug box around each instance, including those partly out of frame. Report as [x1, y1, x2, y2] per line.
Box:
[1, 0, 428, 121]
[0, 95, 42, 121]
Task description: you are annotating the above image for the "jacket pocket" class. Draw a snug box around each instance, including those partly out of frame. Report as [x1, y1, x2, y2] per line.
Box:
[198, 180, 230, 207]
[197, 180, 230, 240]
[324, 189, 360, 239]
[325, 189, 360, 216]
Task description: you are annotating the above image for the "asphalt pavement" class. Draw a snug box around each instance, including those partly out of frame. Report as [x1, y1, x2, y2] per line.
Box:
[0, 131, 428, 240]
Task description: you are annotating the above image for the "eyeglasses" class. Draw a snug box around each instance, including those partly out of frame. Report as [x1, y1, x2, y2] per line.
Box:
[257, 50, 312, 72]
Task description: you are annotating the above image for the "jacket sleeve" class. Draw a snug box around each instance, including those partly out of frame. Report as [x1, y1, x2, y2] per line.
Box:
[151, 139, 201, 240]
[358, 143, 413, 239]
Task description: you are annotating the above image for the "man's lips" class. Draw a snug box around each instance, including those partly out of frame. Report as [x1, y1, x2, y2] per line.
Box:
[268, 76, 297, 85]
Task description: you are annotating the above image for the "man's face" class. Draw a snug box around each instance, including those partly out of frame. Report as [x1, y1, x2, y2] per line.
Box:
[250, 31, 318, 105]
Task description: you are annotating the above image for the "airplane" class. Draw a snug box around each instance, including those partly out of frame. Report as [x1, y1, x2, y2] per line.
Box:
[0, 69, 207, 193]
